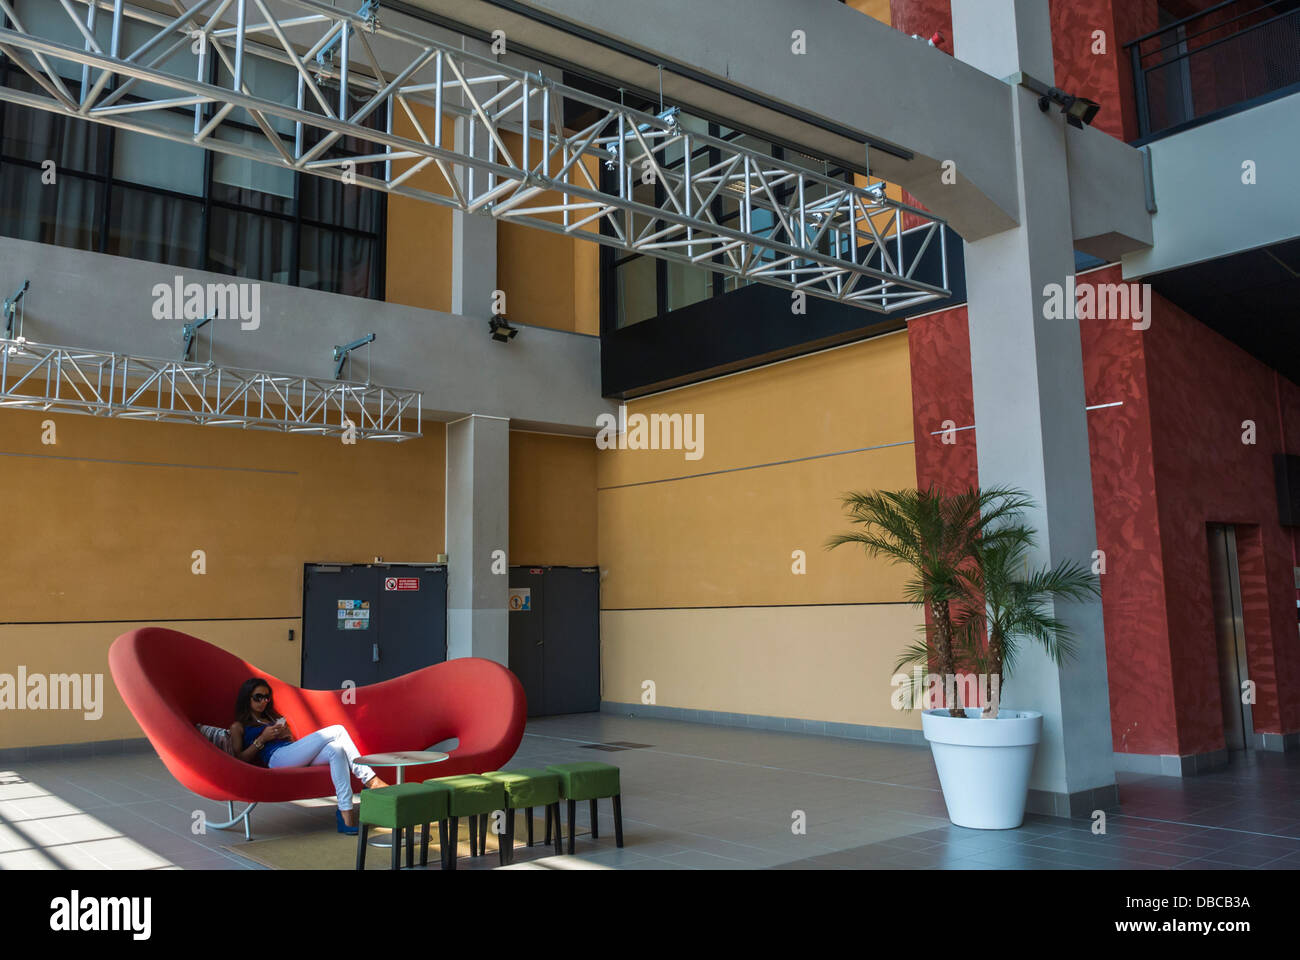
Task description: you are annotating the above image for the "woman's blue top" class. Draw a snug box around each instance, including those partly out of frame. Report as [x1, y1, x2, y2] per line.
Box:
[243, 722, 290, 766]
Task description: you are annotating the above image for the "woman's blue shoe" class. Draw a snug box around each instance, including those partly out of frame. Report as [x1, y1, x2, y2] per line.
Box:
[336, 809, 359, 835]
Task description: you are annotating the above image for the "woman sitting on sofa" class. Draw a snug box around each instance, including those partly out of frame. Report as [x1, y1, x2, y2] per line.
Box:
[229, 677, 387, 834]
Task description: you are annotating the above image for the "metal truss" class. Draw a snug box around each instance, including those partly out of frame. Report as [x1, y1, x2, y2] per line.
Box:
[0, 0, 951, 312]
[0, 338, 423, 440]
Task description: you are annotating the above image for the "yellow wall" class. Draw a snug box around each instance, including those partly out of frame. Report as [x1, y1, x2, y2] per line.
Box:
[0, 620, 300, 749]
[386, 119, 600, 335]
[848, 0, 893, 24]
[385, 110, 456, 314]
[601, 605, 922, 726]
[496, 132, 600, 335]
[509, 431, 598, 566]
[596, 332, 923, 728]
[0, 409, 445, 748]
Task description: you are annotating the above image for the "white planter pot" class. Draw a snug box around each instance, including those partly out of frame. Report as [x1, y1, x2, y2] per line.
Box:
[921, 707, 1042, 830]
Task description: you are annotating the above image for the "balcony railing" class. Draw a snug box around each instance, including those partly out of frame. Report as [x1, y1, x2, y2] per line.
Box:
[1126, 0, 1300, 140]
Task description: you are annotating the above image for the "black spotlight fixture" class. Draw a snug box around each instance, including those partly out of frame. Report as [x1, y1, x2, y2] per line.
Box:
[1020, 74, 1101, 129]
[488, 315, 519, 343]
[1037, 87, 1101, 128]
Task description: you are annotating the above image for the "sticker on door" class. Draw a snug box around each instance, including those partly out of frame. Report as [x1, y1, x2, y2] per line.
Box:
[508, 588, 531, 612]
[337, 599, 371, 629]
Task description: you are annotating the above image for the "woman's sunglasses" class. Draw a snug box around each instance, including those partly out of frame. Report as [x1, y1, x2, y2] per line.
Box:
[251, 693, 272, 703]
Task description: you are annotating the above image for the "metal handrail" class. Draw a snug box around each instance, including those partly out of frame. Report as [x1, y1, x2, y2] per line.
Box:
[1123, 0, 1284, 49]
[1129, 1, 1297, 66]
[1125, 0, 1300, 139]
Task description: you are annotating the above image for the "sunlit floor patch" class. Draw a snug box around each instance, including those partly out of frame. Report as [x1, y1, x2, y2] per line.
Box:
[498, 854, 613, 870]
[0, 771, 178, 870]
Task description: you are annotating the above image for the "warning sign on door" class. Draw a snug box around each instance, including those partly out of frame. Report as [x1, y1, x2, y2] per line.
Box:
[508, 588, 531, 612]
[384, 577, 419, 591]
[337, 599, 371, 630]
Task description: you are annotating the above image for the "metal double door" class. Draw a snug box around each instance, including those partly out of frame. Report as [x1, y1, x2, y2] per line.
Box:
[300, 563, 448, 690]
[508, 566, 600, 717]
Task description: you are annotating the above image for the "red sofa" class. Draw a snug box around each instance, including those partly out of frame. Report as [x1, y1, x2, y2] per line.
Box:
[109, 628, 526, 826]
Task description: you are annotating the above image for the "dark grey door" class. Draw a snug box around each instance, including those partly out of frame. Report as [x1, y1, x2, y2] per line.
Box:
[1207, 525, 1253, 751]
[301, 564, 447, 690]
[302, 564, 381, 690]
[375, 565, 448, 679]
[543, 567, 600, 715]
[508, 567, 547, 717]
[508, 566, 600, 716]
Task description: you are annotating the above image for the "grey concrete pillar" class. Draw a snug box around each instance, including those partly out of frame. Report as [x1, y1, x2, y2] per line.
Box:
[953, 0, 1117, 816]
[445, 414, 510, 664]
[451, 38, 498, 318]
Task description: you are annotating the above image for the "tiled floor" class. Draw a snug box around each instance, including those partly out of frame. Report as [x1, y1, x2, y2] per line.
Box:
[2, 713, 1298, 869]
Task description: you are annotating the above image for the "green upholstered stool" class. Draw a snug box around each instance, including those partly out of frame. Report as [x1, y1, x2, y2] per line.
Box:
[482, 769, 564, 863]
[423, 774, 508, 869]
[356, 783, 448, 871]
[546, 761, 623, 854]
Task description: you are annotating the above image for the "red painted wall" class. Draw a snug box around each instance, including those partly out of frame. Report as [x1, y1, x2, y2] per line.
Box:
[1049, 0, 1157, 141]
[905, 267, 1300, 758]
[1075, 266, 1176, 756]
[907, 305, 977, 496]
[895, 0, 1300, 757]
[1142, 291, 1300, 751]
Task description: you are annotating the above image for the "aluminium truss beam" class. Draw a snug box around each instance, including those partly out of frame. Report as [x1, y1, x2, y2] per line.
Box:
[0, 339, 423, 440]
[0, 0, 951, 312]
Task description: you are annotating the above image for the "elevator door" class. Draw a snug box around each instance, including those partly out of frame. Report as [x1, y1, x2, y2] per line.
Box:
[1207, 525, 1253, 751]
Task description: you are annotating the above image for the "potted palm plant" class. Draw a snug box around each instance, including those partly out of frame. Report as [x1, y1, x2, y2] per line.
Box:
[828, 486, 1099, 829]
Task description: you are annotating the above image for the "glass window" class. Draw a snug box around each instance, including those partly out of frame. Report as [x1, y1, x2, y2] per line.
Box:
[0, 88, 107, 174]
[212, 128, 295, 213]
[300, 175, 381, 233]
[0, 41, 383, 300]
[615, 256, 657, 328]
[0, 163, 103, 250]
[216, 54, 299, 137]
[12, 0, 113, 81]
[119, 18, 202, 103]
[666, 261, 710, 313]
[107, 185, 203, 269]
[113, 111, 205, 196]
[208, 207, 293, 284]
[299, 226, 374, 299]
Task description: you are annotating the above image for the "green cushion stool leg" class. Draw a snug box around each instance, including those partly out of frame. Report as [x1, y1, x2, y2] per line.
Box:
[356, 824, 370, 870]
[566, 799, 576, 855]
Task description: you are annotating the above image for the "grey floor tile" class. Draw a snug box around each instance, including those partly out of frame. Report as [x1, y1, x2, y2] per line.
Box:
[8, 714, 1300, 871]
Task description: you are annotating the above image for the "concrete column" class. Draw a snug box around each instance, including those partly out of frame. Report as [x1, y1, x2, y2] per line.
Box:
[953, 0, 1117, 816]
[451, 38, 498, 318]
[445, 414, 510, 664]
